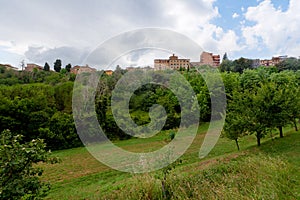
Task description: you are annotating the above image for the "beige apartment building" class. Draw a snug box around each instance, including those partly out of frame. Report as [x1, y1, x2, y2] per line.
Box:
[154, 54, 190, 70]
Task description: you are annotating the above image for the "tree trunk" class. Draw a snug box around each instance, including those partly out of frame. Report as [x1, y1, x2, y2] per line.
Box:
[278, 126, 283, 138]
[293, 118, 298, 131]
[161, 174, 167, 199]
[256, 132, 261, 146]
[235, 139, 240, 151]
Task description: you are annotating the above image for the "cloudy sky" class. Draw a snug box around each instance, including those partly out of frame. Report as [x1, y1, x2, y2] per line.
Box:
[0, 0, 299, 69]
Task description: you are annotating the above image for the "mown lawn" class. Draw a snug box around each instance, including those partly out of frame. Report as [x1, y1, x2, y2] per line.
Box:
[41, 124, 299, 199]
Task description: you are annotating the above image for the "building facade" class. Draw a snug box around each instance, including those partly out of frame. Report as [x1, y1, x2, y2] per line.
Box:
[260, 56, 287, 67]
[0, 64, 18, 71]
[70, 65, 96, 74]
[154, 54, 190, 70]
[104, 70, 113, 75]
[25, 63, 43, 72]
[200, 52, 220, 67]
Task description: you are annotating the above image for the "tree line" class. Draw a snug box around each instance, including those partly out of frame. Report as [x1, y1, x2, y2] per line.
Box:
[220, 53, 300, 73]
[0, 64, 299, 151]
[1, 61, 300, 199]
[222, 68, 300, 149]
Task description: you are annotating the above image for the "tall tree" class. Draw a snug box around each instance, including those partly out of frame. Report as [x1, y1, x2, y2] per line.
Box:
[54, 59, 62, 72]
[219, 60, 233, 72]
[233, 57, 253, 73]
[65, 63, 72, 72]
[222, 52, 228, 61]
[44, 62, 50, 71]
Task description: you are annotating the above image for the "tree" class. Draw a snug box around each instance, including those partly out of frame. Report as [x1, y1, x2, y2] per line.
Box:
[222, 111, 246, 150]
[222, 52, 228, 61]
[44, 62, 50, 71]
[65, 63, 72, 72]
[219, 60, 234, 72]
[276, 57, 300, 71]
[0, 130, 58, 199]
[20, 60, 25, 71]
[232, 57, 253, 73]
[270, 71, 300, 133]
[233, 88, 270, 146]
[54, 59, 62, 72]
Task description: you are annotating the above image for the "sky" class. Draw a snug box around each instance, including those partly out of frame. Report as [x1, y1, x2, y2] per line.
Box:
[0, 0, 299, 69]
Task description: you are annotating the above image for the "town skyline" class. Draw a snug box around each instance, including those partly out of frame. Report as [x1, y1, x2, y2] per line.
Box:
[1, 0, 299, 69]
[1, 51, 296, 71]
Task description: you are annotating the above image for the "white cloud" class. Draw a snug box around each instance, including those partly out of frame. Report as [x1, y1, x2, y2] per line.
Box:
[159, 0, 242, 56]
[0, 0, 242, 66]
[232, 13, 239, 18]
[242, 0, 300, 57]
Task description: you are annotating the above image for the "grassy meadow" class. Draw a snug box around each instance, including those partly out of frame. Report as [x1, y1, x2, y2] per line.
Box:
[41, 124, 300, 199]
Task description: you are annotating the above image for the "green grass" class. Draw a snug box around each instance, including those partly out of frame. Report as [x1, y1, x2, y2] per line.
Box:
[41, 125, 300, 199]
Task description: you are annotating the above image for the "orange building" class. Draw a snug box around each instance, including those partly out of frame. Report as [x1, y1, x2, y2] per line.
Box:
[105, 70, 113, 75]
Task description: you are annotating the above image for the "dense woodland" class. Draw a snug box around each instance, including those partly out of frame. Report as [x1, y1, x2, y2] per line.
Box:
[0, 58, 300, 151]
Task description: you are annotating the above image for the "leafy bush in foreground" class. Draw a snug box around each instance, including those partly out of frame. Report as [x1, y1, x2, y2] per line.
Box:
[0, 130, 58, 200]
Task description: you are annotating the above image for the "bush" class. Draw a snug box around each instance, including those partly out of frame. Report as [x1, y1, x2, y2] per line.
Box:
[0, 130, 58, 199]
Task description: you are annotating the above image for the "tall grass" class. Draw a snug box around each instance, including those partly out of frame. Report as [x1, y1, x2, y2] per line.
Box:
[105, 154, 297, 200]
[43, 129, 299, 199]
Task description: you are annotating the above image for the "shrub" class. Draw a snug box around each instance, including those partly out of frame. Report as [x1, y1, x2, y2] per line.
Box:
[0, 130, 58, 199]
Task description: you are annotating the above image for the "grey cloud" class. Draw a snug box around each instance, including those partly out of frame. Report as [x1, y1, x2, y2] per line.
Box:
[24, 46, 90, 66]
[1, 0, 220, 65]
[86, 28, 203, 70]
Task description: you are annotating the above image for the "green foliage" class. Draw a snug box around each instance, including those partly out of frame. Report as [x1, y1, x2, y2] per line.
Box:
[0, 130, 58, 199]
[232, 57, 253, 73]
[106, 153, 298, 200]
[0, 63, 299, 152]
[219, 57, 253, 73]
[276, 57, 300, 71]
[0, 83, 81, 150]
[60, 68, 67, 74]
[168, 131, 175, 140]
[40, 126, 299, 199]
[219, 59, 234, 72]
[224, 68, 300, 146]
[48, 112, 81, 149]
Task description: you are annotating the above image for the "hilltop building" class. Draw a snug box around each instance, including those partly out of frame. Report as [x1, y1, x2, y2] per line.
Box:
[104, 70, 113, 75]
[0, 64, 18, 71]
[25, 63, 43, 72]
[154, 54, 190, 70]
[260, 56, 287, 67]
[70, 65, 96, 74]
[199, 51, 220, 67]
